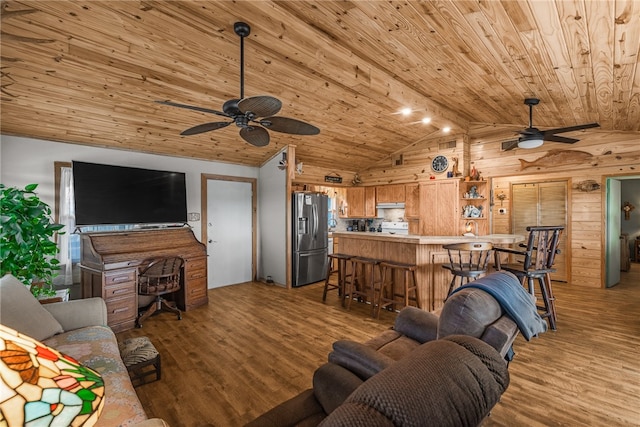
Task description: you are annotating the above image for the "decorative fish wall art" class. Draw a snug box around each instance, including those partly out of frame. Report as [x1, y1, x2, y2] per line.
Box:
[519, 149, 594, 170]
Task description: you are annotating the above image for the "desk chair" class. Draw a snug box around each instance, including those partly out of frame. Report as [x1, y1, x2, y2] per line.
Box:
[137, 256, 184, 327]
[494, 225, 564, 330]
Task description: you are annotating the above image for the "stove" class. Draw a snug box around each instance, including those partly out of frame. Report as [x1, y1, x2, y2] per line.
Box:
[380, 221, 409, 235]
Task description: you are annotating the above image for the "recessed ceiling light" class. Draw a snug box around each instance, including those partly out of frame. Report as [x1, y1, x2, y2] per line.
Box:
[443, 126, 451, 133]
[421, 117, 432, 124]
[401, 107, 412, 116]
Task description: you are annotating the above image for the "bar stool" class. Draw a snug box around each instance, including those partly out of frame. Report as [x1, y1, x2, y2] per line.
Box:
[442, 242, 493, 300]
[494, 226, 564, 330]
[322, 253, 352, 306]
[345, 257, 382, 317]
[376, 261, 420, 318]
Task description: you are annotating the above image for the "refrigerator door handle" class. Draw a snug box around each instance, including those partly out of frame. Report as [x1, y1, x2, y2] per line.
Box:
[313, 203, 318, 238]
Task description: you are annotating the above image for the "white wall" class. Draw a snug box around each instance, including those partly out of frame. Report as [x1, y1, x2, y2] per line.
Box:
[0, 134, 259, 246]
[257, 149, 288, 286]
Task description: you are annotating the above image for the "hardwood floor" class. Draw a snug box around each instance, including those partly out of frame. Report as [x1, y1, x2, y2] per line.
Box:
[118, 264, 640, 427]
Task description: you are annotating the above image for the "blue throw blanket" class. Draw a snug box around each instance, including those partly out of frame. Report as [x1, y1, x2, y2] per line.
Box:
[451, 271, 548, 341]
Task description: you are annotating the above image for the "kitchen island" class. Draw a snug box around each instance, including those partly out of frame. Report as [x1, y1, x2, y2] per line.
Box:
[332, 232, 524, 311]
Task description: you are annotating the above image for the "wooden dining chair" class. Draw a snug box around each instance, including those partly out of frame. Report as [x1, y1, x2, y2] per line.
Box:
[442, 241, 493, 299]
[494, 226, 564, 330]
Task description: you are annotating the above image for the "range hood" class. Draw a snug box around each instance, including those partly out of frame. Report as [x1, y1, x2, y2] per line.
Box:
[376, 202, 406, 209]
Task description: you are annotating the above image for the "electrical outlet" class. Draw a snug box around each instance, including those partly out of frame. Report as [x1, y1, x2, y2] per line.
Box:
[498, 208, 507, 215]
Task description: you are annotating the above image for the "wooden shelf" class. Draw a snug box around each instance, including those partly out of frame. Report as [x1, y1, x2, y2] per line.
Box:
[459, 179, 490, 235]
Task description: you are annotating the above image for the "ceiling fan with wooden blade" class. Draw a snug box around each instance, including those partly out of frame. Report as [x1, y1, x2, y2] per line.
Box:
[507, 98, 599, 150]
[156, 21, 319, 147]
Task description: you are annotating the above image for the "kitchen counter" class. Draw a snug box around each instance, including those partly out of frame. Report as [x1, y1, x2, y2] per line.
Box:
[334, 232, 524, 311]
[331, 232, 524, 245]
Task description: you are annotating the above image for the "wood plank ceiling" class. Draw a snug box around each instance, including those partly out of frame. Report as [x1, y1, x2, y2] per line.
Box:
[1, 1, 638, 172]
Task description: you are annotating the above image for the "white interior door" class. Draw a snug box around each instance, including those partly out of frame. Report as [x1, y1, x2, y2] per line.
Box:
[606, 178, 621, 287]
[207, 179, 253, 288]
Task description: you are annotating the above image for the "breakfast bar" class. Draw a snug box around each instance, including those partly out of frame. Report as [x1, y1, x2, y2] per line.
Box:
[332, 232, 525, 311]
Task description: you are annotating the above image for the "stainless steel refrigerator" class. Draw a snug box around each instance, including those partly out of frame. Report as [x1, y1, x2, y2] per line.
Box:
[292, 192, 329, 287]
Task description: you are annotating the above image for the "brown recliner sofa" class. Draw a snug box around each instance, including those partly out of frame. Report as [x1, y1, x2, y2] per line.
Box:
[328, 271, 546, 380]
[247, 335, 510, 427]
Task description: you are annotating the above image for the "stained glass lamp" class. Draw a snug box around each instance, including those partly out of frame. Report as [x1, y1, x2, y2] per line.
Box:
[0, 324, 105, 426]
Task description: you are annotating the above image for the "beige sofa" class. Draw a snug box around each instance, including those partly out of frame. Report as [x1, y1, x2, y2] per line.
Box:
[0, 274, 167, 427]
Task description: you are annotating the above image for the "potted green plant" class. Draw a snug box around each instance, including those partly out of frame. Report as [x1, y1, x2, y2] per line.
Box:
[0, 183, 65, 298]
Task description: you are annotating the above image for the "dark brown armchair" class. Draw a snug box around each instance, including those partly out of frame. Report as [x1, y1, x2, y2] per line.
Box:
[248, 335, 510, 427]
[494, 225, 564, 330]
[137, 256, 184, 327]
[326, 271, 548, 383]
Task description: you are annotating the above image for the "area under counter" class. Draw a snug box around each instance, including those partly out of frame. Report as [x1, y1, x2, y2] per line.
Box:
[332, 232, 524, 311]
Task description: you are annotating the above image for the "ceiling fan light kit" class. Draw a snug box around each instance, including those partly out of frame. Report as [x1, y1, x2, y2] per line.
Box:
[156, 22, 319, 147]
[518, 136, 544, 149]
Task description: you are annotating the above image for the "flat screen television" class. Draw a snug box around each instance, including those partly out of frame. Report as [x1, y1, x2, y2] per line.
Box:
[72, 161, 188, 226]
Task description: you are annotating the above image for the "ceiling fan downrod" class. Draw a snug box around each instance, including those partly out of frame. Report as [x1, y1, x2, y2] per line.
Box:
[234, 21, 251, 100]
[524, 97, 539, 129]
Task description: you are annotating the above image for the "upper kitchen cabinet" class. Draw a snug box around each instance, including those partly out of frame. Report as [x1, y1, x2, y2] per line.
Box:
[419, 180, 459, 236]
[405, 184, 420, 218]
[376, 184, 406, 204]
[342, 186, 376, 218]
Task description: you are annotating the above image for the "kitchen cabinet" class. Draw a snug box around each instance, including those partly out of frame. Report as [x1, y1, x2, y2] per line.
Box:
[408, 218, 420, 235]
[343, 187, 376, 218]
[376, 184, 406, 203]
[365, 186, 376, 217]
[405, 183, 420, 218]
[460, 180, 489, 236]
[419, 180, 459, 236]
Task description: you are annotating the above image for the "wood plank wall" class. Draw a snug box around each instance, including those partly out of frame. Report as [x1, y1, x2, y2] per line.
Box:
[291, 130, 640, 288]
[475, 131, 639, 288]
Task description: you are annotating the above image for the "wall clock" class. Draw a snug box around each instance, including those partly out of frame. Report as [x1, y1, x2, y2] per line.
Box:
[431, 155, 449, 173]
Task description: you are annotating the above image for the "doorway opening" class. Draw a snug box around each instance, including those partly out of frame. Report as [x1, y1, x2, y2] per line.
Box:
[605, 175, 640, 288]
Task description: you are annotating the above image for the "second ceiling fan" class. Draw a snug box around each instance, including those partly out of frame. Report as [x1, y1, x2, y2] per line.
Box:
[508, 98, 599, 150]
[157, 22, 319, 147]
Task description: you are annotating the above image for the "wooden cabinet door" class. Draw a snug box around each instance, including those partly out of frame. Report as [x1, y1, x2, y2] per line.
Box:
[345, 187, 376, 218]
[437, 180, 459, 235]
[365, 187, 377, 217]
[419, 183, 437, 235]
[419, 181, 459, 236]
[405, 183, 420, 218]
[346, 187, 365, 217]
[376, 184, 406, 203]
[408, 218, 420, 235]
